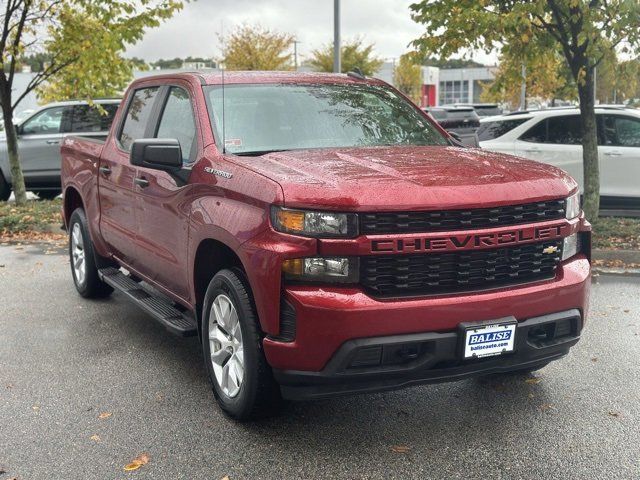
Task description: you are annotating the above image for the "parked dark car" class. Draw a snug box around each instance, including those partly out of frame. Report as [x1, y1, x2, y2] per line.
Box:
[423, 106, 480, 146]
[452, 103, 504, 117]
[0, 99, 120, 201]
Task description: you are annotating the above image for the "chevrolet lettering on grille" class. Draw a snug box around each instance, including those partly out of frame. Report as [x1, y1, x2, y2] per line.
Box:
[370, 224, 565, 254]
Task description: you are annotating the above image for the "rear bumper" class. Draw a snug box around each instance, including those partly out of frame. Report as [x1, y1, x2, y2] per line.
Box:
[274, 309, 581, 400]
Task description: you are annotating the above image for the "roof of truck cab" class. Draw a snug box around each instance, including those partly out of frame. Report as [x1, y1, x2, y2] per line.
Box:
[132, 70, 389, 86]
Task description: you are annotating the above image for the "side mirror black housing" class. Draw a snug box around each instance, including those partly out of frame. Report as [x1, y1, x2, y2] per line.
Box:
[130, 138, 182, 172]
[448, 131, 462, 142]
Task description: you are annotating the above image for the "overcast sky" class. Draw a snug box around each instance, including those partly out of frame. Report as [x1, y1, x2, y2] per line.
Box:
[126, 0, 496, 65]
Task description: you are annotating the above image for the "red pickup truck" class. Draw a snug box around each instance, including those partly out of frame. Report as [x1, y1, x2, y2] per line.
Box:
[61, 71, 591, 420]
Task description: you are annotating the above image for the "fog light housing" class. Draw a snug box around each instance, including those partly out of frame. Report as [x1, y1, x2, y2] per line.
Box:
[562, 233, 580, 261]
[282, 257, 359, 283]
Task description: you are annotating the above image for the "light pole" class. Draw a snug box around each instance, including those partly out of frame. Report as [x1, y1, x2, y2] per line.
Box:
[292, 39, 301, 71]
[333, 0, 341, 73]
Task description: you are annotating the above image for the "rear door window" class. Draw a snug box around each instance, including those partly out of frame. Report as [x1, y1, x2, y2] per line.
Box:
[71, 104, 119, 133]
[155, 87, 197, 163]
[119, 87, 159, 151]
[477, 118, 529, 141]
[602, 115, 640, 147]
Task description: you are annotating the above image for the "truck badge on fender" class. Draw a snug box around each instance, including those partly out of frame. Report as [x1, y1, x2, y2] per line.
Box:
[204, 167, 233, 179]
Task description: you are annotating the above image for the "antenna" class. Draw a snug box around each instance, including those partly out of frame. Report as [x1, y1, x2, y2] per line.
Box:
[220, 20, 226, 154]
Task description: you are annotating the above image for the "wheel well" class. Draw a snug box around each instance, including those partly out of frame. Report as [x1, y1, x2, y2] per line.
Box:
[193, 239, 243, 318]
[63, 187, 84, 227]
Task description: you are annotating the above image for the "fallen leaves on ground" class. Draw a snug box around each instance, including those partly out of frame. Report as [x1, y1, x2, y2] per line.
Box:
[591, 357, 598, 362]
[391, 445, 412, 453]
[592, 217, 640, 250]
[525, 377, 542, 384]
[608, 411, 621, 418]
[124, 453, 150, 472]
[593, 259, 640, 269]
[1, 230, 67, 243]
[90, 434, 100, 442]
[539, 403, 553, 411]
[98, 412, 112, 419]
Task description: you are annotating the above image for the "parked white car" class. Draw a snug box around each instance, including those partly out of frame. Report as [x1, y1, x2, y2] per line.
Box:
[478, 106, 640, 208]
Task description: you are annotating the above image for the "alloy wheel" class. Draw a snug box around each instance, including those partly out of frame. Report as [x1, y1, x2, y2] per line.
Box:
[71, 223, 86, 286]
[208, 294, 245, 398]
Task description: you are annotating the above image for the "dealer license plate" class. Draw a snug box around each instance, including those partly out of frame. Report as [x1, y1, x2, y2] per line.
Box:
[463, 321, 516, 359]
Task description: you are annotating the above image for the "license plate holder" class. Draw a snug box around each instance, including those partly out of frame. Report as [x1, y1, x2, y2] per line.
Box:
[460, 318, 517, 360]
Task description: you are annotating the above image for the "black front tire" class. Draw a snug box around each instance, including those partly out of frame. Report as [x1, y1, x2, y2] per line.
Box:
[34, 189, 61, 200]
[202, 268, 282, 421]
[68, 208, 114, 298]
[0, 172, 10, 201]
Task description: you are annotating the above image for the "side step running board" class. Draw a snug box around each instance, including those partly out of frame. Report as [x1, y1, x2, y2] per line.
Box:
[98, 267, 197, 337]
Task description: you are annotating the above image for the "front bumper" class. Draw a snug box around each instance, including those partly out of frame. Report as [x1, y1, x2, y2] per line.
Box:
[274, 309, 582, 400]
[263, 255, 590, 373]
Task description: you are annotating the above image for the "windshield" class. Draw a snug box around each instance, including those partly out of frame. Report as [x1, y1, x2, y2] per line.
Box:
[204, 83, 448, 155]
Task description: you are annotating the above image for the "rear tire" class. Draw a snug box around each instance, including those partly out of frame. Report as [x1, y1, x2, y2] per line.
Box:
[202, 268, 282, 421]
[68, 208, 114, 298]
[34, 189, 61, 200]
[0, 172, 10, 201]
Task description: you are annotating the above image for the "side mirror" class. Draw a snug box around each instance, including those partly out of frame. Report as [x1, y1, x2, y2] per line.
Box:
[131, 138, 182, 172]
[448, 131, 462, 142]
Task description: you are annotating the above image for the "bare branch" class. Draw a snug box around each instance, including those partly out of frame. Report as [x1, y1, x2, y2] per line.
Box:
[11, 55, 76, 110]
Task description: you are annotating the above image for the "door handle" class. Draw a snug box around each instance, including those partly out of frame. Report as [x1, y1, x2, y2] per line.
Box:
[604, 151, 622, 157]
[134, 177, 150, 188]
[46, 139, 60, 145]
[99, 166, 111, 175]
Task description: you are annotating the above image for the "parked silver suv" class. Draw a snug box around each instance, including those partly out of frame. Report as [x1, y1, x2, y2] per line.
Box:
[0, 99, 120, 201]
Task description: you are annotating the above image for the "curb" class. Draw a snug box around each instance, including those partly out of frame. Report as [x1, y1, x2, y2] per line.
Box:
[592, 249, 640, 277]
[593, 267, 640, 277]
[592, 249, 640, 264]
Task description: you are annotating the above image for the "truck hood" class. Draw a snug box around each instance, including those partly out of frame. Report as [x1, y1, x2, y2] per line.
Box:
[230, 145, 577, 211]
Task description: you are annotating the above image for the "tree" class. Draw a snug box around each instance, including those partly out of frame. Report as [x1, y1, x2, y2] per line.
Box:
[309, 38, 383, 76]
[221, 25, 293, 71]
[394, 53, 422, 103]
[0, 0, 182, 205]
[152, 57, 184, 69]
[410, 0, 640, 220]
[420, 57, 486, 69]
[595, 52, 640, 104]
[482, 45, 573, 108]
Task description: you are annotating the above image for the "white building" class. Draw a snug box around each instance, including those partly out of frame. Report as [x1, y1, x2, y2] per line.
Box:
[435, 67, 497, 105]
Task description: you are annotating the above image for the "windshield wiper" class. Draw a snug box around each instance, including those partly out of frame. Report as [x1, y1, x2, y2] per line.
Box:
[233, 149, 291, 157]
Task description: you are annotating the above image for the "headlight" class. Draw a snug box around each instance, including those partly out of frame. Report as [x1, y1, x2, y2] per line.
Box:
[271, 207, 358, 238]
[282, 257, 359, 283]
[561, 233, 580, 261]
[565, 192, 580, 220]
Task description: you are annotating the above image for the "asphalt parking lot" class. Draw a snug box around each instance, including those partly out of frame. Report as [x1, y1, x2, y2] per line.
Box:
[1, 243, 639, 479]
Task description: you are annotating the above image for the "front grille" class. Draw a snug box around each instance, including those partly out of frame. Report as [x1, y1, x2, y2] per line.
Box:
[360, 240, 562, 297]
[360, 199, 565, 235]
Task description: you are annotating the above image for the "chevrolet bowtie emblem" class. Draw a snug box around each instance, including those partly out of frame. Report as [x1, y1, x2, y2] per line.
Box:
[542, 245, 559, 254]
